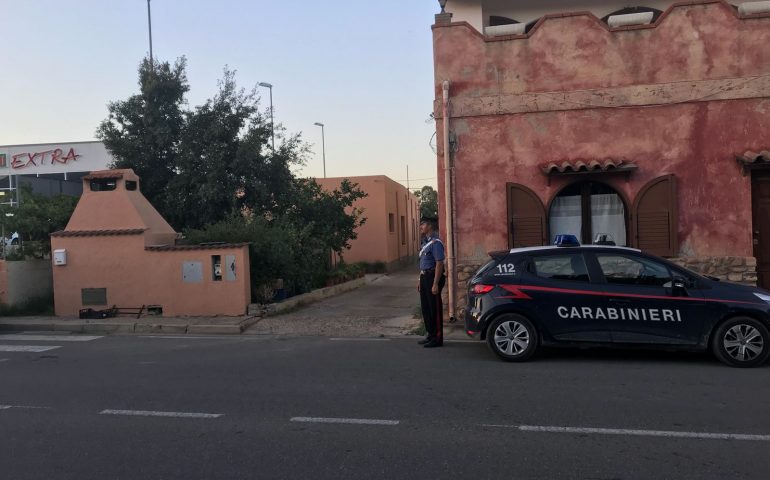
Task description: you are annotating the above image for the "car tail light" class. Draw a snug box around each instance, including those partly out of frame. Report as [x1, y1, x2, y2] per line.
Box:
[472, 284, 494, 294]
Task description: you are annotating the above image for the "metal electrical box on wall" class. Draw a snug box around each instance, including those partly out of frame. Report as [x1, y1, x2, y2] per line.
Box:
[182, 261, 203, 283]
[53, 249, 67, 266]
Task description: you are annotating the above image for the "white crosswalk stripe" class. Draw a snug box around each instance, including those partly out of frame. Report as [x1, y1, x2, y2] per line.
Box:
[0, 334, 103, 354]
[0, 335, 103, 342]
[0, 345, 61, 352]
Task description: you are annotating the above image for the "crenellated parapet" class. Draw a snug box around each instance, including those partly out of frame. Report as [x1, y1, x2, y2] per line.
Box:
[433, 1, 770, 116]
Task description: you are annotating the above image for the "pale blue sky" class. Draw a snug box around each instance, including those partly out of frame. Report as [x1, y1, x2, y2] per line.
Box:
[0, 0, 439, 188]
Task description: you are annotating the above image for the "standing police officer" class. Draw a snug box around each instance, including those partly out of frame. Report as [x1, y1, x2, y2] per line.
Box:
[417, 216, 446, 348]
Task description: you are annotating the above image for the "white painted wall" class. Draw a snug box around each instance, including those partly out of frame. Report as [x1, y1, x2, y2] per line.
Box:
[445, 1, 679, 31]
[6, 260, 53, 306]
[0, 141, 113, 177]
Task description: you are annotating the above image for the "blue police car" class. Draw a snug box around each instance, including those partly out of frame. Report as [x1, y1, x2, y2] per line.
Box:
[464, 236, 770, 367]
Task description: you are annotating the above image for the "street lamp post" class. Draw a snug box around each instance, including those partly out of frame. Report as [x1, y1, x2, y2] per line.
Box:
[314, 122, 326, 178]
[147, 0, 153, 65]
[258, 82, 275, 151]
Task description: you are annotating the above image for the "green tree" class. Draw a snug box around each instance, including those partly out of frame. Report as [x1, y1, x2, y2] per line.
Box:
[96, 57, 189, 219]
[97, 57, 369, 296]
[416, 185, 439, 219]
[0, 184, 78, 256]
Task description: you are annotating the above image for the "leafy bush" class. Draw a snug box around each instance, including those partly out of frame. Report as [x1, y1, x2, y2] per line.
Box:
[183, 215, 329, 302]
[325, 262, 365, 286]
[354, 261, 386, 274]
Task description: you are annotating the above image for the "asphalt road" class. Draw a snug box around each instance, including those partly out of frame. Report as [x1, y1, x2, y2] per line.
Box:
[1, 333, 769, 480]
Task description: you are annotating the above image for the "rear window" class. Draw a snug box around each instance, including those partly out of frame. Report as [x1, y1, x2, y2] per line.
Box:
[475, 259, 499, 277]
[529, 254, 589, 282]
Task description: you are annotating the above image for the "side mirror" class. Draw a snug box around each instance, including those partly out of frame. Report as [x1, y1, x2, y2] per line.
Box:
[667, 276, 688, 296]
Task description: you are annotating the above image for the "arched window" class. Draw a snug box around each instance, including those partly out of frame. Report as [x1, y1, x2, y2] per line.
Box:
[549, 182, 627, 246]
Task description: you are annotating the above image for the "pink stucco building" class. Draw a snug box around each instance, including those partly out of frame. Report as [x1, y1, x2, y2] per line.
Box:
[315, 176, 420, 269]
[433, 1, 770, 314]
[51, 169, 250, 317]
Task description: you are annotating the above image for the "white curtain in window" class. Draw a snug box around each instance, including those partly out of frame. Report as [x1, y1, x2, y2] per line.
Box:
[549, 195, 582, 244]
[591, 193, 626, 246]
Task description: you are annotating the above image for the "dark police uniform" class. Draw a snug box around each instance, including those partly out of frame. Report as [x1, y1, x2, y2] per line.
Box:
[419, 232, 446, 346]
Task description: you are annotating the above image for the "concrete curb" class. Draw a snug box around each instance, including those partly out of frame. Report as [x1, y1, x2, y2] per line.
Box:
[0, 315, 261, 336]
[250, 275, 384, 318]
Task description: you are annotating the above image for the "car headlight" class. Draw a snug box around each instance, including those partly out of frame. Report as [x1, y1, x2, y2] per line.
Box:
[753, 293, 770, 304]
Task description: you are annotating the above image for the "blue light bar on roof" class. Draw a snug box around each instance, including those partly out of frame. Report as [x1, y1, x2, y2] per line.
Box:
[554, 234, 580, 247]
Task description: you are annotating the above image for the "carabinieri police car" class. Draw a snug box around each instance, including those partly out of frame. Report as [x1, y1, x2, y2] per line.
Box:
[464, 235, 770, 367]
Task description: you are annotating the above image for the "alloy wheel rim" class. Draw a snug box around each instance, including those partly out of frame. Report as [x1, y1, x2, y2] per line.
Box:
[494, 320, 530, 356]
[723, 324, 764, 362]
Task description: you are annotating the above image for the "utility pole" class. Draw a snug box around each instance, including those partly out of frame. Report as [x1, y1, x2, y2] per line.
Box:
[407, 165, 410, 191]
[147, 0, 154, 65]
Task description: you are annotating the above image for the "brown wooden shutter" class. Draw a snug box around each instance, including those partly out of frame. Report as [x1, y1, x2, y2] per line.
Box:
[633, 175, 678, 257]
[507, 183, 547, 248]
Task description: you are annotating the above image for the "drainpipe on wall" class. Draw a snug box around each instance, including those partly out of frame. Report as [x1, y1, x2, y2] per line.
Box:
[442, 80, 456, 322]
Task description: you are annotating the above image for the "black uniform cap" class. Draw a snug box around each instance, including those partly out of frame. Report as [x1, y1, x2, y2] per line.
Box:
[420, 216, 438, 226]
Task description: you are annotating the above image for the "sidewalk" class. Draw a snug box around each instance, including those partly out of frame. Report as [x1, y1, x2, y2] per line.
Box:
[0, 270, 471, 339]
[0, 315, 259, 335]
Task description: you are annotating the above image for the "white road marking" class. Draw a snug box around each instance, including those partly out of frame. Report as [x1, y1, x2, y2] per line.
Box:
[0, 405, 51, 410]
[0, 358, 8, 362]
[99, 409, 223, 419]
[0, 345, 61, 352]
[291, 416, 399, 426]
[0, 335, 102, 342]
[481, 424, 770, 442]
[137, 336, 268, 340]
[329, 338, 391, 342]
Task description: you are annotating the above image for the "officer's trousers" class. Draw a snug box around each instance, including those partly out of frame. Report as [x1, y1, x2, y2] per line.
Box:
[419, 271, 446, 342]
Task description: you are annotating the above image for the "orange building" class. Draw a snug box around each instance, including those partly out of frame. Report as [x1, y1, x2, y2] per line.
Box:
[51, 169, 250, 317]
[316, 176, 421, 270]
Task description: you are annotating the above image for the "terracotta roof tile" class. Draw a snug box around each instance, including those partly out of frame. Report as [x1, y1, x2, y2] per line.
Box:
[82, 171, 125, 180]
[145, 243, 250, 252]
[542, 159, 638, 175]
[50, 229, 146, 238]
[737, 150, 770, 164]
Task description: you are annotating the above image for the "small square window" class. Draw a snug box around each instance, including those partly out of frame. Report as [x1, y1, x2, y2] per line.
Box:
[125, 180, 137, 191]
[90, 178, 117, 191]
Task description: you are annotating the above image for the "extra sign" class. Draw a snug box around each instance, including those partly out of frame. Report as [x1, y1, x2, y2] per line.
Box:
[0, 142, 113, 175]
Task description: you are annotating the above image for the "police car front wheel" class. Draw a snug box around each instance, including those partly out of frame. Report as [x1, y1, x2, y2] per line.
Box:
[486, 314, 539, 362]
[711, 317, 770, 368]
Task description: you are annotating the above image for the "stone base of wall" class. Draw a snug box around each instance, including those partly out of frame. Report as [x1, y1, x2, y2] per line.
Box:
[447, 256, 758, 319]
[443, 262, 483, 319]
[669, 256, 757, 286]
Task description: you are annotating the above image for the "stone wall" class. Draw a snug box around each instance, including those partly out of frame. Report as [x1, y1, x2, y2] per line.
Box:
[669, 256, 757, 286]
[452, 262, 484, 318]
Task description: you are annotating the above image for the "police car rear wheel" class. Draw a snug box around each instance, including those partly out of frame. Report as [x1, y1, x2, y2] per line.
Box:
[486, 314, 538, 362]
[711, 317, 770, 368]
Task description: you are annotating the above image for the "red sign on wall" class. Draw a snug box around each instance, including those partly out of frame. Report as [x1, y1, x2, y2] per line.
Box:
[10, 148, 81, 170]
